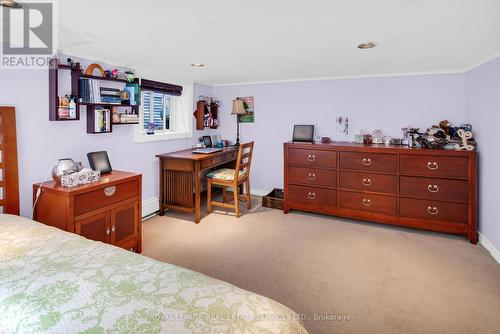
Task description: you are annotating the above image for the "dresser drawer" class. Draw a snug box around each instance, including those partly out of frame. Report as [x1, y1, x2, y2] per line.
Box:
[288, 148, 336, 168]
[339, 191, 396, 215]
[400, 176, 469, 203]
[288, 167, 336, 188]
[340, 171, 397, 194]
[400, 155, 468, 179]
[74, 180, 139, 216]
[340, 152, 397, 173]
[400, 198, 468, 224]
[287, 185, 336, 208]
[201, 155, 224, 169]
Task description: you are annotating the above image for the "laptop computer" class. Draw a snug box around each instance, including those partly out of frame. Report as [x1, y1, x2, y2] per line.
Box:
[192, 147, 223, 154]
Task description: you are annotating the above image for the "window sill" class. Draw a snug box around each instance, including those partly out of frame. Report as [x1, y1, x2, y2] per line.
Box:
[134, 130, 192, 143]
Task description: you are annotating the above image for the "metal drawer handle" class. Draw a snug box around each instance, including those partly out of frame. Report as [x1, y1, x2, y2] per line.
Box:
[427, 184, 439, 193]
[427, 161, 439, 170]
[362, 158, 372, 166]
[105, 228, 111, 235]
[362, 178, 372, 186]
[104, 186, 116, 197]
[307, 192, 316, 200]
[111, 226, 116, 233]
[427, 206, 439, 215]
[307, 173, 316, 180]
[362, 198, 372, 206]
[307, 154, 316, 162]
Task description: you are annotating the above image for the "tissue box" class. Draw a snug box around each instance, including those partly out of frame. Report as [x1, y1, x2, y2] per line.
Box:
[61, 168, 100, 188]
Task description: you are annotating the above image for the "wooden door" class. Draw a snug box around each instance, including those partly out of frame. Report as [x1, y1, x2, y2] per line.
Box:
[75, 211, 110, 244]
[110, 201, 138, 248]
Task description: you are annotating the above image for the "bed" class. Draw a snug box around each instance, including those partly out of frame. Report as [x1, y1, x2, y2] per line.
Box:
[0, 107, 308, 334]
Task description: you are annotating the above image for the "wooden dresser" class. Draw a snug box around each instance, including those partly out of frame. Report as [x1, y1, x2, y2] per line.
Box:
[33, 171, 142, 252]
[284, 142, 477, 243]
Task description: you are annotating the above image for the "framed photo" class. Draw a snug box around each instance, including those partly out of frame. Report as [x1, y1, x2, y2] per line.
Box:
[87, 151, 112, 174]
[238, 96, 254, 123]
[201, 135, 212, 147]
[210, 133, 222, 147]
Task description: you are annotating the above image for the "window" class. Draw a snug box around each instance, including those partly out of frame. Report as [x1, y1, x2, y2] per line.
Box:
[143, 91, 171, 131]
[135, 84, 193, 143]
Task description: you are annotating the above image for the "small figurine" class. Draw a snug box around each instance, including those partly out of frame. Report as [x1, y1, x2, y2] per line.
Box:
[146, 122, 155, 135]
[363, 134, 372, 144]
[111, 69, 120, 79]
[439, 120, 451, 135]
[125, 71, 135, 83]
[66, 58, 74, 68]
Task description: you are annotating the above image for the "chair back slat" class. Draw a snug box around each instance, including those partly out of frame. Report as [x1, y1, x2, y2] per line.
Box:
[234, 142, 254, 180]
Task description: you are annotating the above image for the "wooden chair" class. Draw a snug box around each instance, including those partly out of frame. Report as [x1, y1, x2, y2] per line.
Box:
[207, 142, 254, 218]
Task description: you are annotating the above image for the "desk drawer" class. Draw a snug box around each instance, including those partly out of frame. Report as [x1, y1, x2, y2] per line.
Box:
[340, 152, 397, 173]
[339, 191, 396, 215]
[74, 180, 138, 216]
[287, 185, 336, 208]
[340, 171, 397, 194]
[400, 155, 468, 179]
[223, 151, 238, 162]
[288, 166, 336, 188]
[201, 156, 224, 169]
[400, 198, 468, 224]
[400, 176, 469, 203]
[288, 148, 337, 168]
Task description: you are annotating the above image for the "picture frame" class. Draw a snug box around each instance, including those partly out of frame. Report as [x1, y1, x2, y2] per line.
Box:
[210, 133, 222, 147]
[201, 135, 213, 147]
[87, 151, 113, 174]
[238, 96, 255, 123]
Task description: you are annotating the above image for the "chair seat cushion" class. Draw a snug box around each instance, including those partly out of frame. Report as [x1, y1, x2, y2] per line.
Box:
[207, 168, 246, 181]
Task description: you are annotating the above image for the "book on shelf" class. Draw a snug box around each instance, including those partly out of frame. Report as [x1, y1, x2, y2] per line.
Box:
[100, 87, 122, 104]
[79, 78, 102, 103]
[94, 108, 111, 132]
[118, 113, 139, 123]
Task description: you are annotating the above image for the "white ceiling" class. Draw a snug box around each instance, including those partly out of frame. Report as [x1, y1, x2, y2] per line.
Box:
[26, 0, 500, 84]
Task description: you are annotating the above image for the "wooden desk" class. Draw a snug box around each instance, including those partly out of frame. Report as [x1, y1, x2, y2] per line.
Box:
[156, 147, 239, 223]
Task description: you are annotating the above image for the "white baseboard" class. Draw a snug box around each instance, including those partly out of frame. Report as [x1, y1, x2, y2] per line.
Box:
[251, 188, 271, 196]
[142, 197, 159, 218]
[479, 233, 500, 265]
[141, 189, 270, 219]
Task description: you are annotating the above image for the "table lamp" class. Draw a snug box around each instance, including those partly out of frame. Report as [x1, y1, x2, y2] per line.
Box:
[231, 98, 247, 146]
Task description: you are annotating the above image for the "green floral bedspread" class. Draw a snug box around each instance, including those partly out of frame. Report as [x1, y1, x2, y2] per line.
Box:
[0, 214, 308, 334]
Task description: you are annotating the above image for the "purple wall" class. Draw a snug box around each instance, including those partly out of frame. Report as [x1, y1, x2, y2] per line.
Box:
[466, 57, 500, 252]
[0, 68, 212, 217]
[3, 65, 496, 252]
[213, 74, 468, 194]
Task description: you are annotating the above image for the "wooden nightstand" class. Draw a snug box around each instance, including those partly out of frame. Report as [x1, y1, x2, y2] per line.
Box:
[33, 171, 142, 253]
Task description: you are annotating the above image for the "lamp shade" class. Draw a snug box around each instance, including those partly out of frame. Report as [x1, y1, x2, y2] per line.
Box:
[231, 99, 247, 115]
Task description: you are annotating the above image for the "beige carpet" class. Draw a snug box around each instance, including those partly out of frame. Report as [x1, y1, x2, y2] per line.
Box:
[142, 197, 500, 334]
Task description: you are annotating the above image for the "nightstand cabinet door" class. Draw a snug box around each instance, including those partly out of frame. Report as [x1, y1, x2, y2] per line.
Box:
[111, 201, 139, 249]
[75, 212, 111, 244]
